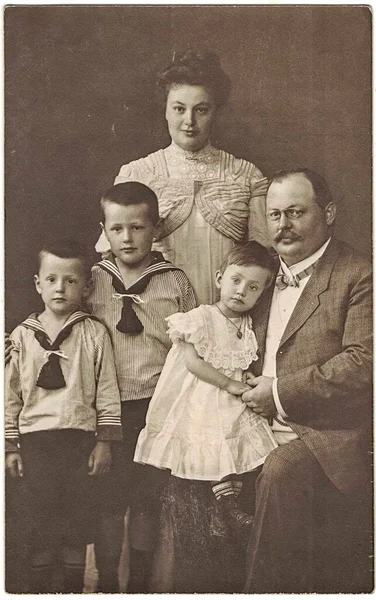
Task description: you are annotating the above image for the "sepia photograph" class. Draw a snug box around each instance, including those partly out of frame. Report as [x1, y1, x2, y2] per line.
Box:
[4, 4, 372, 594]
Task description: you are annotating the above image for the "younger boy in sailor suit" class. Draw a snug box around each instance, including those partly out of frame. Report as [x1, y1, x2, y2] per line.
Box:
[5, 239, 122, 594]
[90, 182, 196, 593]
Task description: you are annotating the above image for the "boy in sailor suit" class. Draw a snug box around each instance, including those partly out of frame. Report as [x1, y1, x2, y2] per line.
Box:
[5, 239, 122, 593]
[90, 182, 196, 592]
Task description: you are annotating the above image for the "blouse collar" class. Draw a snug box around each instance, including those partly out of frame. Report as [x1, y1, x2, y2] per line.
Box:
[166, 141, 218, 162]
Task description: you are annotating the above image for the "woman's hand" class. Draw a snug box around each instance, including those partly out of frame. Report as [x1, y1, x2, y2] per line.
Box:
[5, 452, 24, 478]
[226, 380, 250, 396]
[88, 441, 112, 476]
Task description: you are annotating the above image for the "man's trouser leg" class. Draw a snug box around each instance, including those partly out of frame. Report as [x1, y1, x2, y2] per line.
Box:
[244, 439, 340, 593]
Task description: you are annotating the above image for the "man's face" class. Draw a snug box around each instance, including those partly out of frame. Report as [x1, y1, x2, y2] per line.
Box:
[266, 174, 336, 266]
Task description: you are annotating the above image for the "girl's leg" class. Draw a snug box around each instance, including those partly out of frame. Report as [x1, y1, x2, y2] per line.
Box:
[211, 475, 254, 531]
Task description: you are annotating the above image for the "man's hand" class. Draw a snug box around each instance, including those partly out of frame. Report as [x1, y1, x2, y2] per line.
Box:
[5, 452, 24, 478]
[88, 441, 112, 476]
[242, 376, 277, 418]
[226, 380, 251, 396]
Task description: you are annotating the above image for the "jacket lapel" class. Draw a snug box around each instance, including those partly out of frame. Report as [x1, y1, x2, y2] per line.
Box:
[279, 237, 341, 347]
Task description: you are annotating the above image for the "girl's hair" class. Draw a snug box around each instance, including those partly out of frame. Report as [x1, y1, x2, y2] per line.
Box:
[220, 242, 275, 277]
[100, 182, 159, 225]
[157, 49, 232, 108]
[37, 239, 91, 280]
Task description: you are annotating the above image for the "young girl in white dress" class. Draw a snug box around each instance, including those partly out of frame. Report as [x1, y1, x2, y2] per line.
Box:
[134, 241, 278, 529]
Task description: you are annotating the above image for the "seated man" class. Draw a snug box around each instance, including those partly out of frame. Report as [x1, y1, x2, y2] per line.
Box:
[243, 168, 372, 593]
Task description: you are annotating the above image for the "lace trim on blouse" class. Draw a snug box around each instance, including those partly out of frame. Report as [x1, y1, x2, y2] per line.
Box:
[167, 140, 219, 159]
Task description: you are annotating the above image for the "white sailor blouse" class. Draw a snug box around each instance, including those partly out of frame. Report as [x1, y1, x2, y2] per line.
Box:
[5, 312, 122, 452]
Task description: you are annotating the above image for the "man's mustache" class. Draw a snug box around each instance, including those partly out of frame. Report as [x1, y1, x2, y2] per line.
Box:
[274, 231, 301, 243]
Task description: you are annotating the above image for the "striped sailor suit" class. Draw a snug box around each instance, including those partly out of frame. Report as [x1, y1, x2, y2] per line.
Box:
[89, 253, 196, 592]
[244, 237, 372, 593]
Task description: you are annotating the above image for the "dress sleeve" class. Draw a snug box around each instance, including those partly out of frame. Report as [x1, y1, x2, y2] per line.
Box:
[5, 329, 23, 452]
[114, 162, 137, 185]
[248, 166, 269, 247]
[166, 308, 204, 346]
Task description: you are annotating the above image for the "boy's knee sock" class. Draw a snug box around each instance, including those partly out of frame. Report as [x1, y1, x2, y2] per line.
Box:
[127, 548, 154, 594]
[62, 546, 86, 593]
[94, 512, 125, 593]
[29, 549, 55, 593]
[127, 508, 158, 592]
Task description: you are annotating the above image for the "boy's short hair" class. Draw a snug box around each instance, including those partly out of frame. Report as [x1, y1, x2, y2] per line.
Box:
[220, 241, 275, 280]
[37, 239, 91, 280]
[101, 182, 159, 225]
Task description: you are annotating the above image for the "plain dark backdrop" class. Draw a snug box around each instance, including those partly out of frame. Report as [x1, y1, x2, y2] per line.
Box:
[5, 6, 372, 330]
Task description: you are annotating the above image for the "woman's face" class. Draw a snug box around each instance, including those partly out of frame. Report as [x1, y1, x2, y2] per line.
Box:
[165, 84, 216, 152]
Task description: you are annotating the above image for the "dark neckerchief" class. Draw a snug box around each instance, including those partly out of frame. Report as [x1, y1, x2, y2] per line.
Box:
[96, 251, 182, 335]
[22, 311, 98, 390]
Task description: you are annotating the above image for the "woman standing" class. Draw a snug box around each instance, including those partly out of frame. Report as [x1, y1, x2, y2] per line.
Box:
[96, 49, 268, 304]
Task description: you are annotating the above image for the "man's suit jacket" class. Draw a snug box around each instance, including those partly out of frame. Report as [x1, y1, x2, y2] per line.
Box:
[251, 237, 372, 493]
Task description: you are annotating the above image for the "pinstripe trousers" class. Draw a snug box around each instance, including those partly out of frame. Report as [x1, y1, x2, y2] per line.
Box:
[243, 439, 367, 593]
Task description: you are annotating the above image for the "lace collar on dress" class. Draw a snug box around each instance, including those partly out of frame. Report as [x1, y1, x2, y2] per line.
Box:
[165, 141, 219, 163]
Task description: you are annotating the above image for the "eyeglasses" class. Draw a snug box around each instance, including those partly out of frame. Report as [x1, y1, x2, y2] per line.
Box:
[266, 209, 304, 222]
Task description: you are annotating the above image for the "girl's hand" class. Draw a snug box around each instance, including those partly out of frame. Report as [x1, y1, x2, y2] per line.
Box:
[88, 441, 112, 476]
[242, 370, 256, 384]
[226, 380, 250, 396]
[5, 452, 24, 478]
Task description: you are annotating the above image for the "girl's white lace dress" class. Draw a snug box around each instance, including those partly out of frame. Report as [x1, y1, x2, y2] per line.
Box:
[134, 305, 278, 481]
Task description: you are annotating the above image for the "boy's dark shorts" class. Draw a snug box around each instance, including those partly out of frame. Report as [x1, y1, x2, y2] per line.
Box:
[19, 429, 96, 551]
[95, 398, 168, 515]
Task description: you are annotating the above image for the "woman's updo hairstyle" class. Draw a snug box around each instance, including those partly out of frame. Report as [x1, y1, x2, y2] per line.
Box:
[157, 49, 232, 109]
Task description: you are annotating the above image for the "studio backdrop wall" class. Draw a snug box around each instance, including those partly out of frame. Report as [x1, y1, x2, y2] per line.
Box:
[5, 5, 371, 330]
